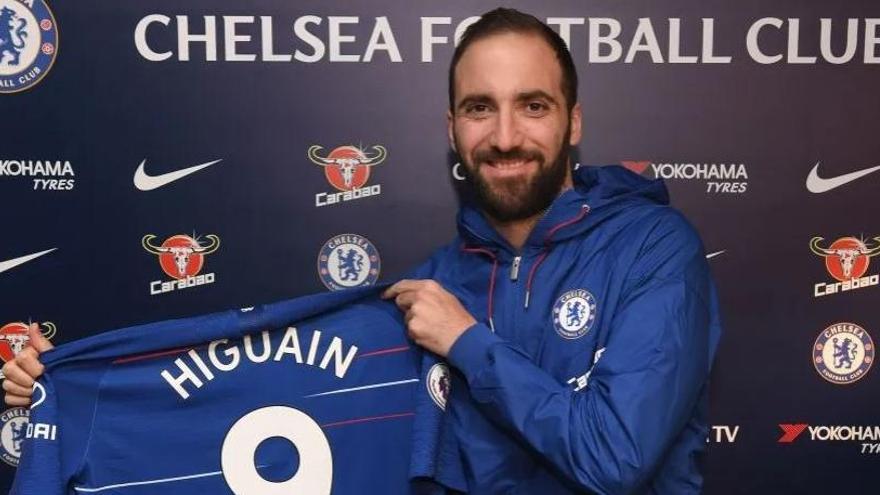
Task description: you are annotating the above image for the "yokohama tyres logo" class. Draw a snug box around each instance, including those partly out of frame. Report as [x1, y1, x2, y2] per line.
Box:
[778, 423, 880, 454]
[778, 423, 809, 443]
[620, 160, 748, 194]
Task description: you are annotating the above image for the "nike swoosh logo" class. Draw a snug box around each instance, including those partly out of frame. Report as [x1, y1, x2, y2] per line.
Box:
[133, 159, 222, 191]
[706, 250, 726, 259]
[0, 249, 57, 275]
[806, 161, 880, 193]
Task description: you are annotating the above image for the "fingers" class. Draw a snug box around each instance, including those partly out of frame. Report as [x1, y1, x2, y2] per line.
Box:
[393, 291, 418, 310]
[382, 279, 438, 299]
[2, 362, 35, 390]
[1, 347, 44, 392]
[4, 394, 31, 407]
[2, 378, 32, 397]
[17, 347, 45, 380]
[1, 323, 52, 409]
[382, 280, 414, 299]
[2, 352, 40, 407]
[27, 322, 54, 353]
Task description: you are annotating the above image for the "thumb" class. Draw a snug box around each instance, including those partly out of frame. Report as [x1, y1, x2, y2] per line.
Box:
[27, 323, 54, 353]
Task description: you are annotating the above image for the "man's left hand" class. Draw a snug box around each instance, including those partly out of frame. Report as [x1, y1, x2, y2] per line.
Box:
[382, 279, 477, 357]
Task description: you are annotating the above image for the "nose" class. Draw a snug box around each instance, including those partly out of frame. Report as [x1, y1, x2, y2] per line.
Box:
[488, 106, 524, 151]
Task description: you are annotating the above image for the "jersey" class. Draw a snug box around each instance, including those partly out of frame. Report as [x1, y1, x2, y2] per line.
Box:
[11, 286, 442, 495]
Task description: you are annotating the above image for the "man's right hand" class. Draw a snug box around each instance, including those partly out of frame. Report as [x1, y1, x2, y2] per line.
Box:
[2, 323, 53, 406]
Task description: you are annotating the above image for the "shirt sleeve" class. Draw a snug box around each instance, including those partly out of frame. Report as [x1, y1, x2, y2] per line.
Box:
[11, 360, 107, 495]
[446, 216, 719, 494]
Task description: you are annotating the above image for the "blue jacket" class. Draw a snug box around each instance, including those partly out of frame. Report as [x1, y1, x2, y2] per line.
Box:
[419, 165, 722, 494]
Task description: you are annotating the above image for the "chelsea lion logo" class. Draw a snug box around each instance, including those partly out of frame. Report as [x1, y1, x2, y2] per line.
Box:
[0, 406, 29, 467]
[552, 289, 597, 340]
[813, 322, 874, 385]
[0, 0, 58, 93]
[317, 233, 380, 291]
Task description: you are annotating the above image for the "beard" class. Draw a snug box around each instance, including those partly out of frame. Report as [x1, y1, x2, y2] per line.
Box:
[457, 127, 571, 223]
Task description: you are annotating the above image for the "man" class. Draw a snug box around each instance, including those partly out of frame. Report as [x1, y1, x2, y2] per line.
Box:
[5, 8, 721, 494]
[382, 8, 721, 494]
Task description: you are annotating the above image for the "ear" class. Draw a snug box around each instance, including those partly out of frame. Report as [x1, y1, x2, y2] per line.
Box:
[447, 109, 457, 153]
[568, 102, 582, 146]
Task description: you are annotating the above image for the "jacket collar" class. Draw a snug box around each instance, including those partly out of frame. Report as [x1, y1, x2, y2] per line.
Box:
[457, 164, 669, 257]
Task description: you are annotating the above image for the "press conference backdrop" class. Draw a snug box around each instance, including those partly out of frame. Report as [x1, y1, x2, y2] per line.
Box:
[1, 0, 878, 493]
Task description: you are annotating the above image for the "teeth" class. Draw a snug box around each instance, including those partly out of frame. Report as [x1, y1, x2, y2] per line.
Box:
[489, 160, 527, 168]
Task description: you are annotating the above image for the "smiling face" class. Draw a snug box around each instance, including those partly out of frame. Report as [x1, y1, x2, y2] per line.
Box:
[449, 31, 582, 223]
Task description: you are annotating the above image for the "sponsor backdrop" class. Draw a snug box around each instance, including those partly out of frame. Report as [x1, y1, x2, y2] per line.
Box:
[1, 0, 878, 492]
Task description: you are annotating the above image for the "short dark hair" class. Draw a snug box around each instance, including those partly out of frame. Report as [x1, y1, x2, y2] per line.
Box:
[448, 8, 579, 111]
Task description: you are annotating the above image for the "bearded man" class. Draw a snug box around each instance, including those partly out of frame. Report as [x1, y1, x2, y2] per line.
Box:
[382, 8, 721, 494]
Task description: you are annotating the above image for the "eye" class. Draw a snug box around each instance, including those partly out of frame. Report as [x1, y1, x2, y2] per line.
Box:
[467, 104, 489, 113]
[525, 101, 548, 115]
[464, 103, 492, 118]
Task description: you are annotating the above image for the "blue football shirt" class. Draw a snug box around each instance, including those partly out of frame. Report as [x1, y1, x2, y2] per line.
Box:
[11, 287, 444, 495]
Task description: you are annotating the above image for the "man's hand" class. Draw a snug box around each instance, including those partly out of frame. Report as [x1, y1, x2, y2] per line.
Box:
[2, 323, 53, 406]
[382, 279, 477, 357]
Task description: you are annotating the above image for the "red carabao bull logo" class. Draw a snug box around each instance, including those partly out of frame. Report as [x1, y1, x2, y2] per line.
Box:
[308, 144, 387, 207]
[811, 236, 880, 297]
[810, 236, 880, 281]
[0, 322, 56, 377]
[142, 233, 220, 295]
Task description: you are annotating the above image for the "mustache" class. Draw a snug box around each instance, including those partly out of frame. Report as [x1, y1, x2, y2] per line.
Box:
[473, 147, 544, 166]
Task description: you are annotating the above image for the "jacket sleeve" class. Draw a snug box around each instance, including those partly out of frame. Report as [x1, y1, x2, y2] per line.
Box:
[446, 218, 717, 494]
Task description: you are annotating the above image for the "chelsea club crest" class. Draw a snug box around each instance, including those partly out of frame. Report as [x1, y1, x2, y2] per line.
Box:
[0, 406, 29, 467]
[317, 233, 380, 291]
[552, 289, 597, 340]
[0, 0, 58, 93]
[813, 322, 874, 385]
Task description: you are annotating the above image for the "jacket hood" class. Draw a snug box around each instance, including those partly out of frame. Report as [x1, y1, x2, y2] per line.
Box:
[457, 164, 669, 255]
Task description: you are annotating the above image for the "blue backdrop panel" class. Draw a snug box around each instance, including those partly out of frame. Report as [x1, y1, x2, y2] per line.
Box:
[1, 0, 878, 493]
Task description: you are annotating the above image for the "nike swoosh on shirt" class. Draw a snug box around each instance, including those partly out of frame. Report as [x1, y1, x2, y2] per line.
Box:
[806, 161, 880, 193]
[706, 250, 726, 259]
[133, 159, 222, 191]
[0, 248, 56, 275]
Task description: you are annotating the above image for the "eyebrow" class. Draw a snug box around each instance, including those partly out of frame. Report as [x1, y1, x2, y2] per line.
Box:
[455, 90, 559, 112]
[516, 90, 558, 106]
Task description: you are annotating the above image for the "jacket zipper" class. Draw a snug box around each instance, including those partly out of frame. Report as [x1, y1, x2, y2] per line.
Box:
[510, 256, 522, 281]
